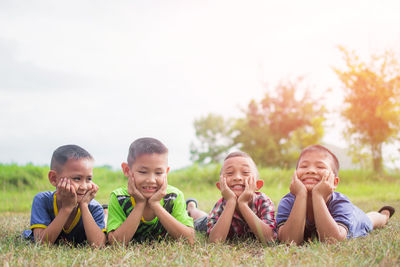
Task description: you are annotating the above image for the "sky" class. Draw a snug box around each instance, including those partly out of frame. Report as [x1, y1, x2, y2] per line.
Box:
[1, 0, 400, 170]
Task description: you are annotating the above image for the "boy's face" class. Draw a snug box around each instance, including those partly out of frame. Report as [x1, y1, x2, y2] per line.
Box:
[296, 150, 339, 192]
[49, 158, 94, 203]
[123, 153, 169, 199]
[220, 156, 261, 197]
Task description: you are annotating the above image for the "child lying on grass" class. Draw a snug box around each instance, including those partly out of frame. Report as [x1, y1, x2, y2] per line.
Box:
[276, 144, 395, 244]
[23, 145, 106, 247]
[107, 137, 194, 245]
[187, 151, 276, 243]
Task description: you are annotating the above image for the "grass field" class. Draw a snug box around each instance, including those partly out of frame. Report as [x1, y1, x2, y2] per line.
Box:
[1, 164, 399, 266]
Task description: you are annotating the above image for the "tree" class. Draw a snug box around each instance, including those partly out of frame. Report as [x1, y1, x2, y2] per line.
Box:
[234, 78, 326, 168]
[334, 46, 400, 173]
[190, 113, 236, 164]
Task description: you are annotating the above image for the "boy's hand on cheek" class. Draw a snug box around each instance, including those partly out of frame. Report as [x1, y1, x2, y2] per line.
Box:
[57, 178, 77, 210]
[148, 175, 167, 208]
[290, 170, 307, 196]
[219, 175, 237, 202]
[312, 170, 334, 200]
[79, 182, 98, 207]
[238, 176, 256, 205]
[128, 176, 146, 204]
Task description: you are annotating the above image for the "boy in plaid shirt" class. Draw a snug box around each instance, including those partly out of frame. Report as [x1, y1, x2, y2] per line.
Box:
[187, 151, 276, 243]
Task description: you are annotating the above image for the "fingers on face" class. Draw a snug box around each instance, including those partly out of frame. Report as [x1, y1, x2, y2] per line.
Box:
[323, 170, 332, 182]
[220, 176, 229, 191]
[129, 176, 136, 189]
[292, 170, 298, 182]
[89, 183, 97, 193]
[244, 177, 249, 188]
[220, 175, 225, 185]
[65, 178, 71, 191]
[70, 181, 76, 194]
[249, 175, 255, 185]
[219, 175, 225, 184]
[59, 177, 67, 189]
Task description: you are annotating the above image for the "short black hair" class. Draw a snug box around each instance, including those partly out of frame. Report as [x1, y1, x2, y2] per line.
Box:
[127, 137, 168, 166]
[221, 151, 259, 178]
[296, 145, 340, 176]
[50, 145, 93, 172]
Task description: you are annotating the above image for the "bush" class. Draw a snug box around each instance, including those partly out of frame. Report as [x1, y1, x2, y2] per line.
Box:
[0, 164, 48, 190]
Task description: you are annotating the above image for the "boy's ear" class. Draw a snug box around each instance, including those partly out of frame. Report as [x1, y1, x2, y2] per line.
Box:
[333, 176, 339, 189]
[48, 170, 58, 187]
[166, 166, 170, 174]
[256, 179, 264, 190]
[121, 162, 131, 177]
[216, 182, 221, 191]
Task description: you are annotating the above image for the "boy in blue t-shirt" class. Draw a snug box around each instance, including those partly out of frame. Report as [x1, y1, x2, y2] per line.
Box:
[25, 145, 106, 247]
[276, 145, 395, 244]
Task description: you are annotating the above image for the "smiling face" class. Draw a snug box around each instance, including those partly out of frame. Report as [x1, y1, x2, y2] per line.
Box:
[125, 153, 169, 199]
[221, 156, 258, 197]
[49, 158, 94, 203]
[296, 150, 339, 192]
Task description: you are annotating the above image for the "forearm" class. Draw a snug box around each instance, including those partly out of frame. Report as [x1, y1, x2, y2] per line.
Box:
[80, 204, 106, 247]
[312, 194, 347, 242]
[209, 199, 236, 243]
[278, 193, 307, 245]
[238, 202, 275, 243]
[151, 203, 195, 244]
[108, 202, 145, 245]
[34, 208, 71, 244]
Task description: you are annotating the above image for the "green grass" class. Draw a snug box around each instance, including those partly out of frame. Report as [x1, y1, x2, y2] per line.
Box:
[1, 164, 399, 266]
[1, 207, 399, 266]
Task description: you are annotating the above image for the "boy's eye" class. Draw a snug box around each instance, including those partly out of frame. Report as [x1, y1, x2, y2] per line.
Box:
[72, 177, 80, 181]
[138, 171, 147, 174]
[88, 177, 92, 181]
[156, 172, 163, 175]
[226, 172, 233, 176]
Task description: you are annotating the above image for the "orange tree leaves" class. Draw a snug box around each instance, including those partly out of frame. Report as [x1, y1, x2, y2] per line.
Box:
[334, 46, 400, 172]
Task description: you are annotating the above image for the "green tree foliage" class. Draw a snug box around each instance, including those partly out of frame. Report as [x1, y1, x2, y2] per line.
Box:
[190, 113, 235, 164]
[334, 47, 400, 173]
[234, 78, 326, 168]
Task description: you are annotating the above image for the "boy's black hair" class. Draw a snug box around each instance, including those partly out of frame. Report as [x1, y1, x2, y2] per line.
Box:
[296, 145, 340, 176]
[221, 151, 259, 178]
[127, 137, 168, 166]
[50, 144, 93, 172]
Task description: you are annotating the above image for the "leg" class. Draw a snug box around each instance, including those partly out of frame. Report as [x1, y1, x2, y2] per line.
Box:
[367, 210, 390, 229]
[102, 204, 108, 226]
[186, 200, 208, 221]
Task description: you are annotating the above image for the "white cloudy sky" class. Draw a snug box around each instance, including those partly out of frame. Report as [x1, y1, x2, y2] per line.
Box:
[1, 0, 399, 170]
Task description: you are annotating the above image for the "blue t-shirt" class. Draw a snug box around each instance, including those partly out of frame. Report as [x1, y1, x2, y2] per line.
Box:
[29, 191, 106, 244]
[276, 191, 373, 240]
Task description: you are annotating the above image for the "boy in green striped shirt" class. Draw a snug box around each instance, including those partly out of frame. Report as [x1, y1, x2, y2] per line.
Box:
[107, 138, 194, 245]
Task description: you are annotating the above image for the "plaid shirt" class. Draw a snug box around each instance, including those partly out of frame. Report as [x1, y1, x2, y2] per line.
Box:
[207, 192, 276, 238]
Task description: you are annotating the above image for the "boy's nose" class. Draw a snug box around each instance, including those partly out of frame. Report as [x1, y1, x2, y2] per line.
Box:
[233, 174, 243, 181]
[147, 174, 157, 182]
[306, 167, 317, 174]
[78, 181, 89, 190]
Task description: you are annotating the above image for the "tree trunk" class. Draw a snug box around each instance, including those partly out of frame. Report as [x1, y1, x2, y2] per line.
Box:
[371, 143, 383, 173]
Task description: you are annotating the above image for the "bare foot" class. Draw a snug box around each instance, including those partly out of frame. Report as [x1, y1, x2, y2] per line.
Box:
[187, 201, 196, 216]
[379, 209, 390, 223]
